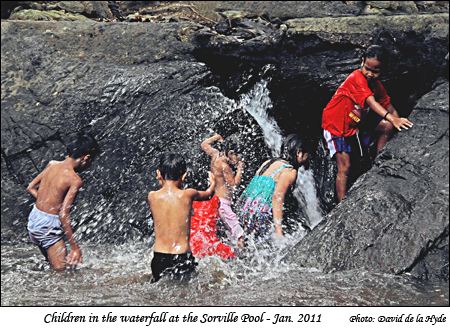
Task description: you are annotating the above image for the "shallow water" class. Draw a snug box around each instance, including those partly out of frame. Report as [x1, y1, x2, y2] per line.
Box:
[1, 239, 448, 306]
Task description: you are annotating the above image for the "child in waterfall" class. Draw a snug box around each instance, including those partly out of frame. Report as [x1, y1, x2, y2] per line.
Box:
[147, 153, 215, 282]
[322, 45, 413, 202]
[26, 133, 99, 270]
[200, 133, 245, 248]
[236, 134, 309, 241]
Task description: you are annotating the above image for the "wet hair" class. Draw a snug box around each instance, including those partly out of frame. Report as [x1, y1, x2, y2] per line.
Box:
[158, 153, 187, 180]
[67, 133, 99, 159]
[280, 134, 309, 168]
[362, 45, 388, 65]
[217, 138, 240, 157]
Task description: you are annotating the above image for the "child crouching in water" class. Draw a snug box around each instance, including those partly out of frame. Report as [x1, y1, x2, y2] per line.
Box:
[147, 153, 215, 282]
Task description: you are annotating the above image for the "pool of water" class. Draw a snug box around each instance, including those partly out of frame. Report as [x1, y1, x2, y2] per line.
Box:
[2, 240, 448, 306]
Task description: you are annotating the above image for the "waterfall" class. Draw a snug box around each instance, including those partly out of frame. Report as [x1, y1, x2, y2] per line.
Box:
[293, 167, 323, 229]
[238, 78, 283, 158]
[240, 76, 323, 229]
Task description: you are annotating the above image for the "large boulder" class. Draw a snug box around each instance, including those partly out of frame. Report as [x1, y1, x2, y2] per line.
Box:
[289, 81, 449, 280]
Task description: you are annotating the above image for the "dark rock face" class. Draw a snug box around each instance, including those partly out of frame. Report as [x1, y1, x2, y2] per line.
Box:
[289, 82, 449, 280]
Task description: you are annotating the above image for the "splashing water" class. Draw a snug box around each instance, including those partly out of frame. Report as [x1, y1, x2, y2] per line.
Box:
[238, 77, 283, 157]
[293, 168, 323, 229]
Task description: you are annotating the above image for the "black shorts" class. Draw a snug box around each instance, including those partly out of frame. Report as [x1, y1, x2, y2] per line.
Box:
[151, 252, 197, 283]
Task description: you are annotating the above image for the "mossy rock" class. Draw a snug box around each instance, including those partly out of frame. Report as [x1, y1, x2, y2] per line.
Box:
[9, 9, 90, 21]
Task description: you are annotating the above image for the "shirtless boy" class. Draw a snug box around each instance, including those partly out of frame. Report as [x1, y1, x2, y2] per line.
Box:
[26, 134, 99, 270]
[201, 133, 245, 247]
[147, 153, 215, 282]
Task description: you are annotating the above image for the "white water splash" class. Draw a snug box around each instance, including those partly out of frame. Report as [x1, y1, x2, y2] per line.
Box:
[238, 78, 283, 157]
[294, 167, 323, 229]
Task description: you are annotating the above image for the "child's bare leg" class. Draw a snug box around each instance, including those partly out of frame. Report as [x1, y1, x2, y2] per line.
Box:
[47, 240, 67, 271]
[335, 152, 351, 202]
[375, 108, 398, 153]
[375, 119, 395, 153]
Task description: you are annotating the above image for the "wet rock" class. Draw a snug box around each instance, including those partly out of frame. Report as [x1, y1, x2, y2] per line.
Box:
[289, 82, 449, 281]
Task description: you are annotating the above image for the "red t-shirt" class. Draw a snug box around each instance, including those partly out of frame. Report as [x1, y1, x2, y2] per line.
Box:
[322, 69, 391, 137]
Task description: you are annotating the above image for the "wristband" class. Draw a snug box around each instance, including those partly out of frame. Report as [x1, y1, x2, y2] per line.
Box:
[383, 112, 390, 121]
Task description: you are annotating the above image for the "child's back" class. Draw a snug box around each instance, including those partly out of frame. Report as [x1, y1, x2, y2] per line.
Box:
[147, 153, 215, 282]
[34, 161, 81, 215]
[149, 185, 195, 254]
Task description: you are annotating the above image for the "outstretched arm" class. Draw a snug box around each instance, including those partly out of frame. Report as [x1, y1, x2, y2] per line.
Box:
[366, 96, 413, 131]
[201, 133, 223, 157]
[59, 179, 83, 266]
[386, 103, 399, 116]
[192, 172, 216, 201]
[272, 169, 297, 237]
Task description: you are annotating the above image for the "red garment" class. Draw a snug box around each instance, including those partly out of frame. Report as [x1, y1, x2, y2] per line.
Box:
[322, 69, 391, 137]
[190, 195, 235, 259]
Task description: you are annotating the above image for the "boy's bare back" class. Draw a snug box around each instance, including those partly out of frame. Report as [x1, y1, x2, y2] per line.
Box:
[29, 161, 82, 215]
[148, 186, 197, 254]
[210, 156, 232, 199]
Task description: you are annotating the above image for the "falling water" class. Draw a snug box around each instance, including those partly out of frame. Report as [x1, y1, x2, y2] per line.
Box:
[239, 74, 323, 229]
[238, 77, 283, 158]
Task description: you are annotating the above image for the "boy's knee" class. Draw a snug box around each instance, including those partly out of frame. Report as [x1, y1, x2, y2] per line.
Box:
[337, 168, 350, 177]
[336, 156, 350, 172]
[378, 120, 394, 134]
[337, 163, 350, 176]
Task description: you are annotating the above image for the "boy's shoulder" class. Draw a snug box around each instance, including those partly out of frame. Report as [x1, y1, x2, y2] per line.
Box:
[183, 187, 200, 198]
[148, 188, 162, 198]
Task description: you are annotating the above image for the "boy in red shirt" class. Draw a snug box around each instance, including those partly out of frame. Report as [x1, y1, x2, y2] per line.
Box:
[322, 45, 413, 202]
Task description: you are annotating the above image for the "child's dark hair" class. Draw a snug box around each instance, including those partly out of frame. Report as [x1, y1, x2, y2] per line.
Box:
[280, 134, 309, 168]
[217, 138, 240, 156]
[158, 153, 187, 180]
[67, 133, 99, 159]
[363, 44, 388, 64]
